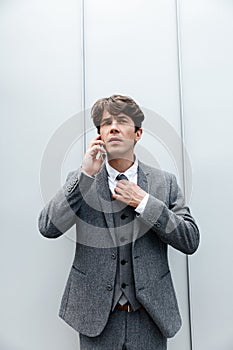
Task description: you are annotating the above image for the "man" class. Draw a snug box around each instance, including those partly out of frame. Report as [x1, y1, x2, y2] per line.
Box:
[38, 94, 200, 350]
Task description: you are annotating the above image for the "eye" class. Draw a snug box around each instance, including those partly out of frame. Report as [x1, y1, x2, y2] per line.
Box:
[101, 119, 112, 126]
[117, 117, 128, 124]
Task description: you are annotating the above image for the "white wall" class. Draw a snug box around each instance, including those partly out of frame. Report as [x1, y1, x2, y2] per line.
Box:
[179, 1, 233, 349]
[1, 1, 232, 349]
[0, 0, 83, 349]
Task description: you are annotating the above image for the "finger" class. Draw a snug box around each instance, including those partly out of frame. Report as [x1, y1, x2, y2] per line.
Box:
[114, 186, 131, 199]
[114, 186, 124, 195]
[116, 179, 129, 184]
[112, 193, 125, 201]
[115, 181, 133, 191]
[115, 185, 127, 194]
[87, 145, 105, 157]
[89, 140, 105, 149]
[112, 192, 131, 204]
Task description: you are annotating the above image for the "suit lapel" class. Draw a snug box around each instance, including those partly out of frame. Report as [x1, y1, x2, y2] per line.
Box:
[137, 161, 149, 192]
[95, 164, 117, 246]
[132, 161, 150, 246]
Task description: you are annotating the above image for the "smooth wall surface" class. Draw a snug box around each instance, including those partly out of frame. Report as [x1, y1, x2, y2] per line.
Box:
[0, 0, 83, 349]
[179, 1, 233, 349]
[1, 1, 232, 349]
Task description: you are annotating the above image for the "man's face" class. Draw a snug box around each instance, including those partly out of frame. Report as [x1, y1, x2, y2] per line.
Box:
[99, 112, 142, 160]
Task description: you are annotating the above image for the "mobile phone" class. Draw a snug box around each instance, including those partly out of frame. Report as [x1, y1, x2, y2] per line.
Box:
[96, 136, 106, 160]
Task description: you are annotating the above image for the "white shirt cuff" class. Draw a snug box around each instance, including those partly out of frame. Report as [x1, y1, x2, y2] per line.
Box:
[81, 169, 95, 179]
[135, 193, 149, 214]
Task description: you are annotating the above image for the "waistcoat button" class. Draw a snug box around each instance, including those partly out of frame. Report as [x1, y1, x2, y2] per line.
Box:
[107, 284, 113, 291]
[121, 214, 127, 220]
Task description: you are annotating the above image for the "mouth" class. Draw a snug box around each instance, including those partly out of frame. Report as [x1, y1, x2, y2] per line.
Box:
[108, 137, 122, 143]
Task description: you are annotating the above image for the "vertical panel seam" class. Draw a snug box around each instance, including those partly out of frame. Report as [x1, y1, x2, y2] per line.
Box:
[81, 0, 87, 152]
[175, 1, 194, 350]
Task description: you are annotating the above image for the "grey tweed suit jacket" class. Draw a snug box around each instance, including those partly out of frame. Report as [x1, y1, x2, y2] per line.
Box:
[38, 160, 199, 339]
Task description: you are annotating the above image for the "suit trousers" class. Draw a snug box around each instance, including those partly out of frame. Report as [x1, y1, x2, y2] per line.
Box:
[79, 307, 167, 350]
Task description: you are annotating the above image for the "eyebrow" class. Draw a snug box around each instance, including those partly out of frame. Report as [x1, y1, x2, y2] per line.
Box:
[102, 114, 129, 120]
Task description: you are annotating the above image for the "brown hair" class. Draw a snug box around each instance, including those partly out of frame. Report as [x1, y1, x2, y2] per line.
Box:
[91, 94, 145, 133]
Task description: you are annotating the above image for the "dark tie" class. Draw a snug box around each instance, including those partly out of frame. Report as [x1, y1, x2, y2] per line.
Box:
[116, 174, 128, 181]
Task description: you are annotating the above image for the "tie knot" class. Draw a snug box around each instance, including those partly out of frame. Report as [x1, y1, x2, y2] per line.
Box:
[116, 174, 128, 181]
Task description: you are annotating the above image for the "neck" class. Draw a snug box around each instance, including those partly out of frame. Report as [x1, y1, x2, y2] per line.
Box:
[108, 155, 135, 173]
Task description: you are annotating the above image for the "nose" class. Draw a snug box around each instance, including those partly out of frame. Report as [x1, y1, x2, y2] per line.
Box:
[109, 120, 120, 133]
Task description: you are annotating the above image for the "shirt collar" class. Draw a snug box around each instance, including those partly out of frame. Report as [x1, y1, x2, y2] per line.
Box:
[106, 156, 138, 180]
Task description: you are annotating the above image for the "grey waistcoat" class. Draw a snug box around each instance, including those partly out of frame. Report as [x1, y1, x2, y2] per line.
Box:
[111, 200, 141, 311]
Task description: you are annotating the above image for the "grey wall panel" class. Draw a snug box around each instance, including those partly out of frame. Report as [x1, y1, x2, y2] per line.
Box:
[0, 1, 83, 349]
[84, 1, 192, 349]
[179, 1, 233, 349]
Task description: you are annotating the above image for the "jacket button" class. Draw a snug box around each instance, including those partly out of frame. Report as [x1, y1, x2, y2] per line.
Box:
[107, 284, 113, 291]
[121, 214, 127, 220]
[111, 253, 116, 260]
[121, 259, 127, 265]
[155, 222, 161, 228]
[121, 283, 127, 289]
[67, 186, 72, 192]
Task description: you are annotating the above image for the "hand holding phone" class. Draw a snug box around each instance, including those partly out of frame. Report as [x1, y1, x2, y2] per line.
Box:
[81, 135, 106, 176]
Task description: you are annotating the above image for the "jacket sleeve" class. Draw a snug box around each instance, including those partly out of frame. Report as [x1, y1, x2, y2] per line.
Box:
[138, 173, 200, 254]
[38, 169, 95, 239]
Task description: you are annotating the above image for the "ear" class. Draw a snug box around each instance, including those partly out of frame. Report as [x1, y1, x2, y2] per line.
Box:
[135, 128, 142, 142]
